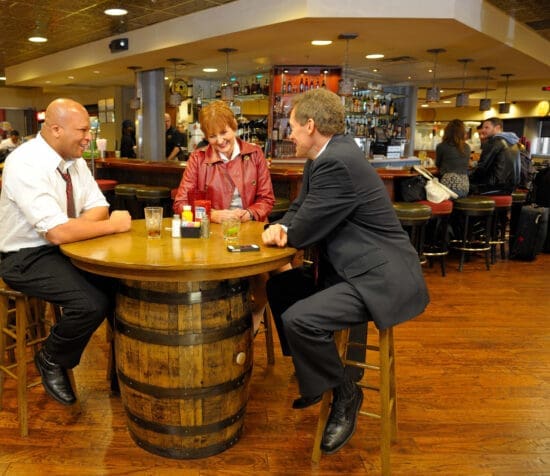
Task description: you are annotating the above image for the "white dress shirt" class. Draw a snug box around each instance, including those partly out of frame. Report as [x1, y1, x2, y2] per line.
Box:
[0, 133, 109, 252]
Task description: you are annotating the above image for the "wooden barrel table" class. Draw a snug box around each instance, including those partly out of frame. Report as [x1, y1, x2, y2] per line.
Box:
[60, 220, 295, 459]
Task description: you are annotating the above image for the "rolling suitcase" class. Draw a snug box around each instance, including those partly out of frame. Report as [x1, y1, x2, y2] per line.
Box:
[509, 204, 549, 261]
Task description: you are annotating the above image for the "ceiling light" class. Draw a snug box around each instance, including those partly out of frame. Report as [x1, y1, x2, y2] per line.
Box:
[203, 68, 217, 73]
[338, 33, 358, 96]
[104, 8, 128, 16]
[498, 73, 514, 114]
[366, 53, 384, 59]
[311, 40, 332, 46]
[0, 75, 5, 81]
[479, 66, 495, 111]
[28, 35, 48, 43]
[426, 48, 445, 102]
[456, 58, 473, 107]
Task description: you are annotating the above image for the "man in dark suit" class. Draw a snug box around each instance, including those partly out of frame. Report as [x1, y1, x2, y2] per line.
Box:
[262, 88, 429, 455]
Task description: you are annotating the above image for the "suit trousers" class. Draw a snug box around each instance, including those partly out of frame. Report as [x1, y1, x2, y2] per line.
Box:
[0, 245, 115, 369]
[266, 267, 369, 398]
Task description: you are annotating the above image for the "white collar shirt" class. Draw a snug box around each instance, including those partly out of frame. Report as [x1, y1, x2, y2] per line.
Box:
[0, 132, 109, 252]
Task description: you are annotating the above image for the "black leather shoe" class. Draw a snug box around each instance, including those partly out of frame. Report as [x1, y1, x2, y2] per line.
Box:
[320, 382, 363, 454]
[34, 349, 76, 405]
[292, 394, 322, 409]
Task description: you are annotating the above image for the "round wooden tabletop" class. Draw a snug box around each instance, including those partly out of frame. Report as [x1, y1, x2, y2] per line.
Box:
[60, 220, 296, 282]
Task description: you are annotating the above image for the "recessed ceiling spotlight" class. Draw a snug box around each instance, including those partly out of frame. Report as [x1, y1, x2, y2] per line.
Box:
[366, 53, 384, 59]
[28, 35, 48, 43]
[93, 70, 100, 74]
[0, 75, 6, 81]
[421, 103, 429, 108]
[372, 68, 379, 73]
[203, 68, 218, 73]
[67, 76, 75, 80]
[311, 40, 332, 46]
[104, 8, 128, 16]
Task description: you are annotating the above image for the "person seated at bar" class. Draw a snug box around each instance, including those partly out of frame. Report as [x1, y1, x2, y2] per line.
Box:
[0, 98, 132, 406]
[262, 89, 429, 455]
[469, 117, 520, 195]
[120, 119, 137, 158]
[435, 119, 470, 198]
[173, 100, 275, 333]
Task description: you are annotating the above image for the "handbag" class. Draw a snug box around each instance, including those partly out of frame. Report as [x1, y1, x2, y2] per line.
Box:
[413, 165, 458, 203]
[400, 175, 427, 202]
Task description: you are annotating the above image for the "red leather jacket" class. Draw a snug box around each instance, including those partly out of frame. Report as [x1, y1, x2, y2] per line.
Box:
[173, 138, 275, 222]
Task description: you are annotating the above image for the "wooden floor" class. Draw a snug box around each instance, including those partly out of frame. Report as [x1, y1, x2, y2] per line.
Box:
[0, 252, 549, 475]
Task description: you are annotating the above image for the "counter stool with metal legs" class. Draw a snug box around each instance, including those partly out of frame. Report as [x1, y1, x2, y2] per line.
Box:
[135, 185, 172, 220]
[393, 202, 432, 263]
[417, 199, 454, 276]
[312, 322, 397, 476]
[114, 183, 144, 219]
[0, 279, 78, 436]
[451, 197, 495, 272]
[481, 194, 513, 264]
[509, 189, 529, 252]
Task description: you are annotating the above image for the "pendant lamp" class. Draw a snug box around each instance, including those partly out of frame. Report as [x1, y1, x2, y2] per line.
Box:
[426, 48, 445, 102]
[498, 73, 514, 114]
[338, 33, 358, 96]
[218, 48, 237, 102]
[479, 66, 495, 111]
[455, 58, 473, 107]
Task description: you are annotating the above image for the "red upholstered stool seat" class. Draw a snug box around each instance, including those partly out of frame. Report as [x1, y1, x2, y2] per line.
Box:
[95, 179, 118, 211]
[417, 199, 453, 215]
[417, 200, 454, 276]
[95, 179, 118, 192]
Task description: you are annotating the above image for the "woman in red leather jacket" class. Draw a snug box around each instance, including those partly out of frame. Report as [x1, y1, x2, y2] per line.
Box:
[173, 100, 274, 223]
[173, 100, 276, 333]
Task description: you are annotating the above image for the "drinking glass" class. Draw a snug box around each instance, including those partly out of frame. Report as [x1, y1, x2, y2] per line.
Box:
[144, 207, 163, 239]
[221, 217, 240, 244]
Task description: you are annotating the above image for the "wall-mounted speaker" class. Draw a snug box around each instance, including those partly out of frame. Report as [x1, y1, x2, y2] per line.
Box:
[109, 38, 129, 53]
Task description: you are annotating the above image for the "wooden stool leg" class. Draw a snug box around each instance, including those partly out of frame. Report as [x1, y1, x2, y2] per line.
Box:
[0, 294, 9, 411]
[16, 296, 29, 437]
[264, 305, 275, 365]
[379, 327, 397, 476]
[311, 329, 350, 464]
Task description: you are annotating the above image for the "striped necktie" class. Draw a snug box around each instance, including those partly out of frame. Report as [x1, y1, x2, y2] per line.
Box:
[58, 168, 76, 218]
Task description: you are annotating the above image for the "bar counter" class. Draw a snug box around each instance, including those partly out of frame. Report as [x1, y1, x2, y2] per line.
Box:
[93, 157, 427, 202]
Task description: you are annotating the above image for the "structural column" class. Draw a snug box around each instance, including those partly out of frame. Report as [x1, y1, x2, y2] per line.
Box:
[135, 68, 165, 161]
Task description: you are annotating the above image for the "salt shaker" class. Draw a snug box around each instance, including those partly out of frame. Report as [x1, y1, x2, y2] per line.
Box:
[171, 214, 181, 238]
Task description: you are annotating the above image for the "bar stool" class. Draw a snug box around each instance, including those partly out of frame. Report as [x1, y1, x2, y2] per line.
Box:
[135, 185, 172, 220]
[481, 195, 513, 264]
[311, 322, 397, 476]
[509, 189, 528, 251]
[268, 197, 290, 223]
[114, 183, 144, 219]
[417, 199, 454, 276]
[451, 197, 495, 272]
[393, 202, 432, 263]
[0, 279, 78, 436]
[95, 179, 118, 209]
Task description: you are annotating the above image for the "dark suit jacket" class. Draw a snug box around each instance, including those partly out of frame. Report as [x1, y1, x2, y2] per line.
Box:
[279, 134, 429, 330]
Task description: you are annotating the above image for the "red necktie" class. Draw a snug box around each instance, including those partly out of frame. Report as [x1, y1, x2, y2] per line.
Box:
[58, 168, 76, 218]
